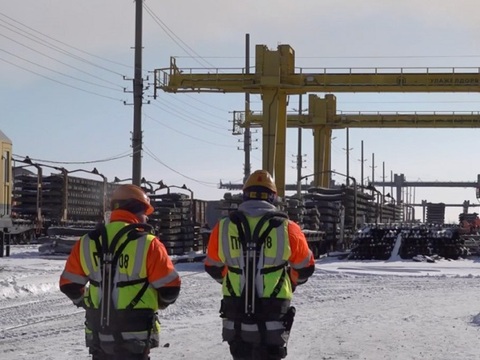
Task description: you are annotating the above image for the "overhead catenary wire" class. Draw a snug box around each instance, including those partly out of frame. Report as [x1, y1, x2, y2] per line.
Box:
[150, 100, 230, 135]
[12, 149, 135, 165]
[181, 93, 231, 112]
[143, 146, 218, 187]
[143, 4, 216, 69]
[0, 56, 125, 101]
[164, 93, 230, 121]
[0, 29, 125, 89]
[143, 112, 234, 148]
[0, 13, 128, 76]
[0, 47, 123, 92]
[3, 6, 253, 188]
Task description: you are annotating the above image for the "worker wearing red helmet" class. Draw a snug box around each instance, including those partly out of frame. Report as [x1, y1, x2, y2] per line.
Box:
[205, 170, 315, 359]
[60, 184, 181, 360]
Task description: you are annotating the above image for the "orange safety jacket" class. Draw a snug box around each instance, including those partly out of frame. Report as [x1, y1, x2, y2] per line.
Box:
[59, 210, 181, 348]
[205, 212, 315, 289]
[204, 201, 315, 346]
[60, 210, 180, 306]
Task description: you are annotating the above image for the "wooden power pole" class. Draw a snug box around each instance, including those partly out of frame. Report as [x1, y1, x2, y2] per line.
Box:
[132, 0, 143, 186]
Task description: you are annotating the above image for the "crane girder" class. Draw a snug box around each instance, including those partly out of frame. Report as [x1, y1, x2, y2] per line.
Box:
[335, 113, 480, 128]
[244, 112, 480, 128]
[153, 43, 480, 198]
[155, 68, 480, 94]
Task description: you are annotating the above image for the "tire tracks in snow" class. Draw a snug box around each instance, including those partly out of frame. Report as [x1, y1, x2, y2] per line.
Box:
[0, 292, 84, 348]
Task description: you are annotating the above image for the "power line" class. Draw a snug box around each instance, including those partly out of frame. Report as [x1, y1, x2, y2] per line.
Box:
[143, 3, 216, 69]
[143, 111, 234, 148]
[12, 150, 134, 165]
[181, 93, 230, 112]
[0, 13, 129, 75]
[0, 32, 124, 88]
[153, 97, 228, 131]
[0, 56, 125, 101]
[143, 146, 218, 187]
[0, 46, 123, 92]
[165, 93, 229, 120]
[150, 100, 230, 135]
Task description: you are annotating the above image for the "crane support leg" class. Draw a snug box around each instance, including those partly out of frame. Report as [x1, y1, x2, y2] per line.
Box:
[313, 126, 332, 187]
[275, 93, 288, 198]
[262, 89, 279, 182]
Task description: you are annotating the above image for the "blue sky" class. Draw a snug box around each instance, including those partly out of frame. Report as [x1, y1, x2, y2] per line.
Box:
[2, 0, 480, 222]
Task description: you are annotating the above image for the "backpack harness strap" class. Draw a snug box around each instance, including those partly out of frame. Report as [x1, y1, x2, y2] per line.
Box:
[228, 211, 289, 313]
[228, 210, 289, 344]
[87, 223, 154, 332]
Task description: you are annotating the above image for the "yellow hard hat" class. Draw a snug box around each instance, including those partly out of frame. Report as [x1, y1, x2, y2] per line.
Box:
[111, 184, 154, 215]
[243, 170, 277, 194]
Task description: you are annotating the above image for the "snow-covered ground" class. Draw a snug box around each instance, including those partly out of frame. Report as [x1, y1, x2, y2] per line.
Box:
[1, 245, 480, 360]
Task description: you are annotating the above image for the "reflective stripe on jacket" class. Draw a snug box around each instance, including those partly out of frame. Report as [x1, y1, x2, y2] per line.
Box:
[217, 215, 294, 300]
[78, 221, 159, 311]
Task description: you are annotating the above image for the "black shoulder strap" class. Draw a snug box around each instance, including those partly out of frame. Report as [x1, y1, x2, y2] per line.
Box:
[253, 212, 289, 251]
[87, 223, 153, 266]
[112, 227, 152, 267]
[87, 225, 109, 267]
[229, 210, 289, 250]
[126, 281, 150, 310]
[228, 210, 289, 316]
[229, 210, 251, 247]
[108, 223, 150, 255]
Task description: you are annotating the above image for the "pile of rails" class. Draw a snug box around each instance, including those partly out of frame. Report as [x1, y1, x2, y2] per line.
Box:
[149, 192, 206, 256]
[286, 186, 402, 251]
[13, 173, 110, 224]
[348, 225, 401, 260]
[348, 224, 470, 260]
[11, 171, 208, 257]
[217, 187, 403, 257]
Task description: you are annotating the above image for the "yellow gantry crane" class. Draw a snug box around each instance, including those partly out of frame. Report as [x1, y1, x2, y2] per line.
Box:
[237, 94, 480, 189]
[154, 44, 480, 197]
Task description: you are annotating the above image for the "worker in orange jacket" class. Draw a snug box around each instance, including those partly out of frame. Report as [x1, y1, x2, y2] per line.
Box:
[205, 170, 315, 360]
[60, 184, 181, 360]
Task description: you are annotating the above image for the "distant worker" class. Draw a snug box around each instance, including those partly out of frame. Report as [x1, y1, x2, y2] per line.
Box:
[205, 170, 315, 359]
[59, 184, 181, 360]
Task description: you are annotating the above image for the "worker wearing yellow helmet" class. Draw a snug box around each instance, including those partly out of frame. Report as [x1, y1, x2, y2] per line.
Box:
[205, 170, 315, 359]
[242, 169, 278, 203]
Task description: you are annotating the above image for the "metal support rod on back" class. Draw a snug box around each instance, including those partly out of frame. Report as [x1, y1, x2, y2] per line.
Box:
[250, 243, 256, 314]
[244, 240, 257, 315]
[244, 245, 250, 314]
[101, 253, 114, 327]
[100, 259, 107, 326]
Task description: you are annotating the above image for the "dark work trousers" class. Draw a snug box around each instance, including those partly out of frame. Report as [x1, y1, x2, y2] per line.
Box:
[91, 349, 150, 360]
[229, 340, 286, 360]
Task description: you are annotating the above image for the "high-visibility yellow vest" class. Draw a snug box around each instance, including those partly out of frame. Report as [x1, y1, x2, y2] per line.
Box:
[79, 222, 159, 311]
[217, 213, 294, 300]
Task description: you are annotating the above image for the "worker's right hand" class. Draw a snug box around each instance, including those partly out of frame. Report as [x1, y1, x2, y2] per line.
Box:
[73, 296, 86, 309]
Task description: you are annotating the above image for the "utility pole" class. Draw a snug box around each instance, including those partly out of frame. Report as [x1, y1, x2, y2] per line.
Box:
[343, 128, 352, 186]
[296, 94, 303, 196]
[132, 0, 143, 186]
[370, 153, 377, 185]
[243, 33, 251, 183]
[391, 170, 393, 196]
[382, 161, 385, 196]
[358, 140, 367, 190]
